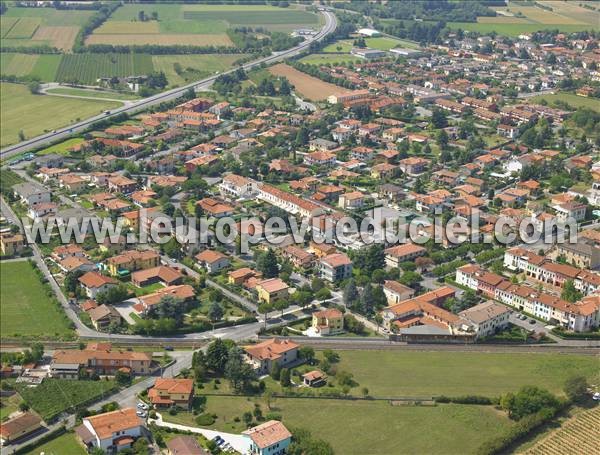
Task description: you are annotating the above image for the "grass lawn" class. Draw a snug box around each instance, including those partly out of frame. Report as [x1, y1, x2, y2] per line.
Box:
[0, 83, 121, 148]
[446, 21, 595, 36]
[16, 379, 117, 422]
[530, 92, 600, 112]
[334, 350, 600, 397]
[166, 396, 511, 454]
[299, 53, 361, 65]
[0, 261, 73, 339]
[22, 431, 86, 455]
[36, 137, 85, 156]
[151, 54, 248, 87]
[365, 36, 408, 51]
[46, 87, 140, 101]
[0, 393, 22, 421]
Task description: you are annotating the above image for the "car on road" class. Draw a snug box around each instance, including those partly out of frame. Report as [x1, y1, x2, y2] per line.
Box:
[529, 319, 536, 324]
[164, 346, 174, 351]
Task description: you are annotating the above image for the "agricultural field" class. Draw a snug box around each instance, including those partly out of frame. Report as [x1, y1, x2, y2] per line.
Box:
[151, 54, 248, 87]
[530, 92, 600, 112]
[86, 3, 318, 46]
[166, 396, 511, 455]
[333, 350, 600, 397]
[22, 431, 86, 455]
[0, 53, 62, 81]
[1, 82, 120, 148]
[1, 6, 92, 50]
[55, 53, 154, 85]
[447, 0, 600, 36]
[0, 261, 73, 338]
[268, 63, 342, 101]
[36, 137, 86, 156]
[524, 406, 600, 455]
[299, 53, 362, 65]
[15, 379, 117, 421]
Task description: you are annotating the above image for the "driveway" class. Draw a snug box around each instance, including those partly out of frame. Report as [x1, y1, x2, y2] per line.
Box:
[151, 412, 250, 454]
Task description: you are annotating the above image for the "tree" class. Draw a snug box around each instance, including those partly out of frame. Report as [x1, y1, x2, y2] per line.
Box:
[28, 81, 41, 95]
[322, 349, 339, 363]
[561, 280, 582, 303]
[500, 386, 560, 420]
[430, 108, 448, 129]
[115, 369, 131, 386]
[161, 237, 182, 259]
[298, 346, 315, 364]
[206, 338, 229, 374]
[343, 279, 359, 308]
[96, 284, 129, 305]
[270, 360, 281, 380]
[18, 130, 25, 141]
[257, 249, 279, 278]
[280, 367, 291, 387]
[225, 347, 256, 392]
[208, 302, 224, 322]
[315, 287, 331, 301]
[273, 298, 289, 317]
[258, 302, 273, 328]
[132, 437, 149, 455]
[563, 375, 588, 403]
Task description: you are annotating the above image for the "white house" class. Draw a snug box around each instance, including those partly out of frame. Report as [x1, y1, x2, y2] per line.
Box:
[76, 408, 145, 453]
[243, 420, 292, 455]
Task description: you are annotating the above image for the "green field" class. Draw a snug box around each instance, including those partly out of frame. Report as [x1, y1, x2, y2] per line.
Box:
[0, 261, 73, 338]
[16, 379, 117, 421]
[299, 53, 362, 65]
[22, 432, 86, 455]
[530, 92, 600, 112]
[0, 393, 21, 421]
[55, 53, 154, 85]
[334, 350, 600, 397]
[447, 21, 596, 36]
[0, 53, 62, 81]
[151, 54, 247, 86]
[1, 83, 120, 147]
[46, 87, 141, 101]
[36, 137, 86, 156]
[167, 396, 511, 455]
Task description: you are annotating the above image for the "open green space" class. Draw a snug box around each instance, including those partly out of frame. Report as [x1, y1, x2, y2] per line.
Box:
[0, 261, 73, 339]
[530, 92, 600, 112]
[55, 53, 154, 85]
[300, 53, 361, 65]
[446, 21, 596, 36]
[0, 53, 62, 81]
[46, 87, 141, 101]
[166, 396, 511, 455]
[1, 83, 120, 147]
[0, 393, 21, 421]
[22, 431, 86, 455]
[334, 350, 600, 397]
[36, 137, 86, 156]
[16, 379, 117, 422]
[151, 54, 248, 87]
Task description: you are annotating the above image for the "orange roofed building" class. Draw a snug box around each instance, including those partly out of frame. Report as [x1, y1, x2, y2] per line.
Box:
[52, 343, 152, 376]
[148, 378, 194, 409]
[243, 420, 292, 455]
[76, 408, 146, 453]
[243, 338, 299, 375]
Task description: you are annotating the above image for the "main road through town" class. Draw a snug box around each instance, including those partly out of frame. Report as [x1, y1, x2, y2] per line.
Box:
[0, 9, 337, 159]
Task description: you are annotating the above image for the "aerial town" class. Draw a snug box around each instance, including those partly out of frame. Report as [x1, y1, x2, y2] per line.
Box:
[0, 1, 599, 454]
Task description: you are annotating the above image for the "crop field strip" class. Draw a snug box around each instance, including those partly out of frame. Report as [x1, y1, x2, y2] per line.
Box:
[32, 25, 79, 51]
[4, 17, 41, 39]
[0, 17, 20, 38]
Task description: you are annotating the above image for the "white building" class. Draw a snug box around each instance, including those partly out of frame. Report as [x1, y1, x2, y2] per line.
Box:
[76, 408, 145, 453]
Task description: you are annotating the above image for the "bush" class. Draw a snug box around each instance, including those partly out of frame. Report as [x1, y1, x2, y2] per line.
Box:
[195, 414, 215, 426]
[435, 395, 496, 405]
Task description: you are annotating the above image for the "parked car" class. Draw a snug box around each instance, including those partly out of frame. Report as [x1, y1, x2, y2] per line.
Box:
[592, 392, 600, 401]
[137, 402, 148, 410]
[136, 410, 147, 418]
[529, 319, 536, 324]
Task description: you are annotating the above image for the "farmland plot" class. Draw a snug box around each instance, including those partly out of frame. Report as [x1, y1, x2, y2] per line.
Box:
[4, 17, 41, 39]
[56, 53, 154, 85]
[268, 63, 342, 101]
[32, 26, 79, 51]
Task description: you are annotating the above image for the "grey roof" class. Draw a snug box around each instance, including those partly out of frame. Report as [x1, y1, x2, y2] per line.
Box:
[13, 182, 49, 198]
[459, 300, 511, 324]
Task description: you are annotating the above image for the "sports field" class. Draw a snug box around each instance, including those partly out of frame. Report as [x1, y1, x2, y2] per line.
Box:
[1, 83, 120, 147]
[166, 395, 511, 455]
[152, 54, 248, 86]
[334, 350, 600, 397]
[269, 63, 342, 101]
[0, 261, 73, 338]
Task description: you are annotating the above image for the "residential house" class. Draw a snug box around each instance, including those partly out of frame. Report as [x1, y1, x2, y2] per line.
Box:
[256, 278, 289, 304]
[302, 370, 327, 387]
[0, 413, 44, 446]
[457, 300, 511, 338]
[76, 408, 146, 453]
[88, 304, 122, 331]
[399, 157, 430, 176]
[383, 280, 416, 305]
[12, 182, 51, 207]
[244, 338, 299, 374]
[166, 436, 209, 455]
[131, 266, 183, 288]
[243, 420, 292, 455]
[78, 272, 118, 299]
[107, 250, 160, 276]
[319, 253, 353, 282]
[0, 233, 25, 256]
[311, 308, 344, 335]
[53, 344, 152, 375]
[384, 243, 426, 267]
[148, 378, 194, 410]
[195, 249, 230, 273]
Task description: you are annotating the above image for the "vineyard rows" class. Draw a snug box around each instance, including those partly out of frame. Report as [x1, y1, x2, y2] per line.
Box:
[56, 53, 154, 85]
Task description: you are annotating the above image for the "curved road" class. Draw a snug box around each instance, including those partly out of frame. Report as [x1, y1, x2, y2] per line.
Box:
[0, 10, 336, 159]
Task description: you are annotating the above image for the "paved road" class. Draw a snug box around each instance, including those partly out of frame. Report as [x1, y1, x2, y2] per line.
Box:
[0, 10, 337, 159]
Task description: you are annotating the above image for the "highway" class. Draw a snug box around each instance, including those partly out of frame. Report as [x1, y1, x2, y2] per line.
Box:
[0, 9, 336, 159]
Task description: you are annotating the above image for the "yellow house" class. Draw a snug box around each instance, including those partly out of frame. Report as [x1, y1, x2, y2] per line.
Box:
[256, 278, 289, 304]
[106, 250, 160, 276]
[0, 233, 25, 256]
[312, 308, 344, 335]
[148, 378, 194, 409]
